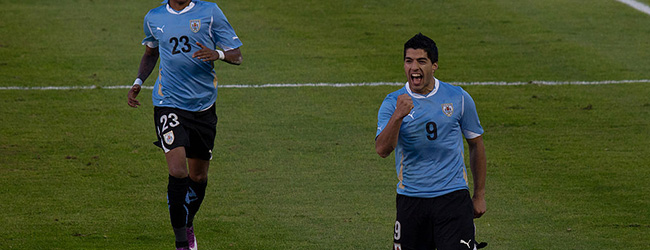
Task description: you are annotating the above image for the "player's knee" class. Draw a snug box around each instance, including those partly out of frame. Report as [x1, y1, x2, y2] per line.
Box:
[190, 172, 208, 183]
[168, 166, 189, 179]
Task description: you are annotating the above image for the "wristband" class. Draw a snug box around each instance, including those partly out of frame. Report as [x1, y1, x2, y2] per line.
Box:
[216, 50, 225, 60]
[133, 78, 143, 86]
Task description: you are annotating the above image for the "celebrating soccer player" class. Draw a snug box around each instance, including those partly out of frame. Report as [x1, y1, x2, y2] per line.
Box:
[375, 33, 487, 250]
[126, 1, 242, 249]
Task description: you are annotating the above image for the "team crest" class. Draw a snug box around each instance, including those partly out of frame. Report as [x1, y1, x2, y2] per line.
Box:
[163, 131, 175, 145]
[190, 19, 201, 33]
[442, 103, 454, 117]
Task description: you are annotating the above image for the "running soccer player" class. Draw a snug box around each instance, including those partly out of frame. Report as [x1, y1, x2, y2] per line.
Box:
[126, 1, 242, 249]
[375, 33, 486, 250]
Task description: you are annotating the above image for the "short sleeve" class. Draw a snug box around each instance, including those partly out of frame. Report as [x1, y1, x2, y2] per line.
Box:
[141, 14, 159, 48]
[210, 5, 242, 51]
[459, 89, 483, 139]
[376, 94, 397, 139]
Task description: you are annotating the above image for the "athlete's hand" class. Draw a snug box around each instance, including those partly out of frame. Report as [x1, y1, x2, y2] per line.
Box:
[127, 85, 141, 108]
[395, 94, 414, 118]
[472, 195, 486, 218]
[193, 42, 219, 62]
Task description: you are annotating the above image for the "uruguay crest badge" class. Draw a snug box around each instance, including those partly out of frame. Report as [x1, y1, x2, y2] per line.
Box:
[442, 103, 454, 117]
[190, 19, 201, 33]
[163, 131, 175, 145]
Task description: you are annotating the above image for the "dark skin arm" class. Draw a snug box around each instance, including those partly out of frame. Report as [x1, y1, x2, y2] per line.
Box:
[467, 135, 487, 218]
[127, 43, 243, 107]
[127, 45, 159, 108]
[193, 42, 243, 65]
[375, 94, 414, 158]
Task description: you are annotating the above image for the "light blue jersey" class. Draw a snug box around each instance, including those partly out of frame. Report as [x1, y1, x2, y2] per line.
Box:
[142, 0, 242, 112]
[376, 78, 483, 198]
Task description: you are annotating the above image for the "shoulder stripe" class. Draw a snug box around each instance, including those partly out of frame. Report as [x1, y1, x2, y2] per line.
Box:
[146, 21, 157, 40]
[461, 94, 465, 117]
[208, 16, 214, 39]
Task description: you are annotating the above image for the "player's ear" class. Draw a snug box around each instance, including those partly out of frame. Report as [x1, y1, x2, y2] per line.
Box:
[432, 62, 439, 72]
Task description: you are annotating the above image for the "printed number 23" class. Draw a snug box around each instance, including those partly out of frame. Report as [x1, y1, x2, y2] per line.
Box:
[426, 122, 437, 140]
[160, 113, 180, 132]
[170, 36, 191, 55]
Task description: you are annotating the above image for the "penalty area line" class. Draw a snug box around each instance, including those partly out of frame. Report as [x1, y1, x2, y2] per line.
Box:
[0, 79, 649, 90]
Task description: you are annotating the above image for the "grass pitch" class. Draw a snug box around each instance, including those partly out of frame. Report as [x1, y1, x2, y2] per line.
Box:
[2, 84, 649, 249]
[1, 0, 650, 249]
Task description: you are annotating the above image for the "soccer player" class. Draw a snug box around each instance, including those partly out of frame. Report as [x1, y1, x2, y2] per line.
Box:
[375, 33, 486, 250]
[126, 0, 242, 249]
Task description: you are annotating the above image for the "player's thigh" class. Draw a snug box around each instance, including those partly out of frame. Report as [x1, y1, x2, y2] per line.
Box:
[165, 147, 188, 178]
[393, 195, 434, 250]
[433, 190, 475, 250]
[185, 105, 217, 161]
[154, 107, 190, 152]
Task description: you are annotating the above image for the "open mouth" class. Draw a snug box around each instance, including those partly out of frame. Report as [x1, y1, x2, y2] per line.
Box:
[410, 73, 423, 84]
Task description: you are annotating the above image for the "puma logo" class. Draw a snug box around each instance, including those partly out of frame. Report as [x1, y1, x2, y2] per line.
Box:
[460, 239, 472, 249]
[406, 111, 415, 120]
[156, 25, 165, 33]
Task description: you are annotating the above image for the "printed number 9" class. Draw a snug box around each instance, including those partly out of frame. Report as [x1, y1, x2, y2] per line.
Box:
[426, 122, 437, 140]
[394, 221, 401, 240]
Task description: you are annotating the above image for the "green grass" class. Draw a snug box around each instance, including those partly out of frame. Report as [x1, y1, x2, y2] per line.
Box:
[474, 83, 650, 249]
[2, 84, 649, 249]
[2, 0, 650, 87]
[1, 0, 650, 249]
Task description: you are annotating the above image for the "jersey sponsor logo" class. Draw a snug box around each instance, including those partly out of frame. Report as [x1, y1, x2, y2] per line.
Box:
[442, 103, 454, 117]
[163, 131, 175, 145]
[190, 19, 201, 33]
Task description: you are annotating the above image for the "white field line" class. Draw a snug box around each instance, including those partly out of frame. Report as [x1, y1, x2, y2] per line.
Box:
[616, 0, 650, 15]
[0, 79, 649, 90]
[2, 1, 648, 91]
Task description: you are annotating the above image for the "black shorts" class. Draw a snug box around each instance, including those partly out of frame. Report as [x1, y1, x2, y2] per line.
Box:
[393, 189, 475, 250]
[153, 105, 218, 161]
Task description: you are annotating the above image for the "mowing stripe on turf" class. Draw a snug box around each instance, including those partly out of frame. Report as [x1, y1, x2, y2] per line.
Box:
[1, 79, 649, 90]
[616, 0, 650, 15]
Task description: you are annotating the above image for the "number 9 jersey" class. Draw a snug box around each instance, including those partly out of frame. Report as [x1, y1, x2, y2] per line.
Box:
[142, 0, 242, 112]
[376, 78, 484, 198]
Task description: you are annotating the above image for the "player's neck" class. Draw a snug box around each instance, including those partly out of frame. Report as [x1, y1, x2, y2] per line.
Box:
[169, 0, 192, 11]
[411, 80, 435, 95]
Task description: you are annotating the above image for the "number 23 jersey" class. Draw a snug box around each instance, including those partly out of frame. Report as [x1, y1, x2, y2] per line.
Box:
[142, 0, 242, 112]
[376, 79, 484, 198]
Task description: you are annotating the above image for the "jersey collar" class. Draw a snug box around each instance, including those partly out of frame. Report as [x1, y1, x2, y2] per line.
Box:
[406, 77, 440, 99]
[166, 1, 196, 15]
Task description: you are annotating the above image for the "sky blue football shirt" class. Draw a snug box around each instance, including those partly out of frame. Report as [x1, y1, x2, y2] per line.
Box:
[376, 78, 484, 198]
[142, 0, 242, 112]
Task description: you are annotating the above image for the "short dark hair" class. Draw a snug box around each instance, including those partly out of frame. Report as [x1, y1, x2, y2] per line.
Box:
[404, 33, 438, 63]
